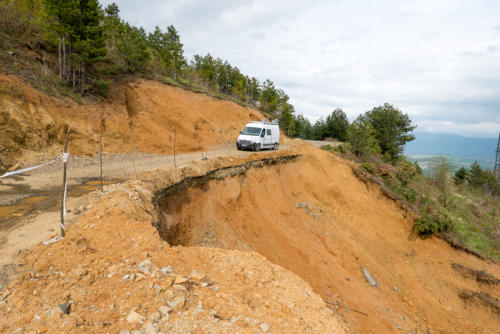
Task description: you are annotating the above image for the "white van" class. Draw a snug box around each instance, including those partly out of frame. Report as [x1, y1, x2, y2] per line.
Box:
[236, 120, 280, 151]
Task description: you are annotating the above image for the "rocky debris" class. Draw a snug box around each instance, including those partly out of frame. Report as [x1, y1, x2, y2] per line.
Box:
[260, 322, 270, 332]
[160, 266, 174, 275]
[58, 302, 70, 315]
[138, 260, 151, 274]
[0, 170, 347, 333]
[294, 201, 324, 219]
[296, 202, 310, 209]
[361, 266, 378, 287]
[189, 270, 206, 284]
[158, 306, 171, 316]
[127, 311, 145, 323]
[167, 295, 186, 311]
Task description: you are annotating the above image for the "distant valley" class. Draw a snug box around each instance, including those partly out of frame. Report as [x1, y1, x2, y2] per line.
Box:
[405, 132, 498, 172]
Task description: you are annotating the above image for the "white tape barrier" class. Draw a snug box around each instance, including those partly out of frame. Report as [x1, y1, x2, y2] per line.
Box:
[0, 156, 61, 179]
[42, 235, 63, 245]
[0, 153, 70, 233]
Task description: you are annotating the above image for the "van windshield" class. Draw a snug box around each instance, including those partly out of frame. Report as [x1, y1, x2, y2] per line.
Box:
[241, 127, 262, 136]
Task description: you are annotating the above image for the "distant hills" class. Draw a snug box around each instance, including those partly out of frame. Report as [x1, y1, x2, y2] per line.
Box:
[405, 132, 498, 170]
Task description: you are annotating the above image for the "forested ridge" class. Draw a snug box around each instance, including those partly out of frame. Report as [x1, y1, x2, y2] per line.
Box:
[0, 0, 307, 134]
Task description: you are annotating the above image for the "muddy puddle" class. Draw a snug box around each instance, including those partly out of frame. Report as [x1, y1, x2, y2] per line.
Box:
[0, 179, 117, 231]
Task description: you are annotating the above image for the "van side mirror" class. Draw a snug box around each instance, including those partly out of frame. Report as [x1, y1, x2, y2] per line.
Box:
[261, 132, 265, 137]
[240, 131, 242, 134]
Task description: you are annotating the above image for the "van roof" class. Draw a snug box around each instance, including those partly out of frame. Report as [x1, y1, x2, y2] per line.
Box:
[249, 120, 279, 125]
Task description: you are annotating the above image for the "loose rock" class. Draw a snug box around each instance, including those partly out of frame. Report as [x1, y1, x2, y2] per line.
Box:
[139, 260, 151, 274]
[126, 310, 145, 323]
[167, 296, 186, 310]
[160, 266, 174, 275]
[360, 266, 378, 287]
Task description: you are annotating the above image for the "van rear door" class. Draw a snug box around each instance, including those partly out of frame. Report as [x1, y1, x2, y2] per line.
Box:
[271, 126, 280, 147]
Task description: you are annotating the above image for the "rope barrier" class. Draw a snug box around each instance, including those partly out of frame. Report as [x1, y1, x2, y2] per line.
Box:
[0, 157, 61, 179]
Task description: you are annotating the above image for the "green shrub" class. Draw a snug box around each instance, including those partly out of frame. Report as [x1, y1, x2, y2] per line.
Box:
[414, 214, 451, 234]
[388, 181, 417, 203]
[395, 158, 417, 186]
[161, 76, 179, 87]
[320, 144, 335, 152]
[94, 79, 113, 97]
[334, 143, 352, 154]
[414, 161, 423, 175]
[361, 162, 375, 174]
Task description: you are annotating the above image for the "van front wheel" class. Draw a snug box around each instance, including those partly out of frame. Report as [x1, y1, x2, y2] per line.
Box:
[253, 143, 260, 152]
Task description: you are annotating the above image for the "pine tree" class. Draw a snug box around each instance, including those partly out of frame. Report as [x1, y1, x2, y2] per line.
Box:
[259, 79, 280, 117]
[164, 25, 186, 80]
[116, 23, 149, 72]
[75, 0, 106, 93]
[364, 103, 416, 160]
[467, 161, 484, 189]
[346, 116, 381, 157]
[454, 167, 467, 185]
[44, 0, 105, 93]
[312, 118, 327, 140]
[104, 3, 120, 51]
[325, 107, 348, 141]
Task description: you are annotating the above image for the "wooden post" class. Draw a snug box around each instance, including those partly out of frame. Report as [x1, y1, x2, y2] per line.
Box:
[173, 127, 177, 167]
[99, 135, 103, 192]
[60, 128, 71, 237]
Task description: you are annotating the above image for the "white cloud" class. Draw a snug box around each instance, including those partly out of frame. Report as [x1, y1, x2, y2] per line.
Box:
[102, 0, 500, 138]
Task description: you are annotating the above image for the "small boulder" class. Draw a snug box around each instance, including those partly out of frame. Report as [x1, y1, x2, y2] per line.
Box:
[139, 260, 151, 274]
[160, 266, 174, 275]
[167, 296, 186, 310]
[360, 266, 378, 287]
[126, 310, 145, 323]
[174, 276, 188, 285]
[158, 305, 171, 316]
[58, 303, 70, 315]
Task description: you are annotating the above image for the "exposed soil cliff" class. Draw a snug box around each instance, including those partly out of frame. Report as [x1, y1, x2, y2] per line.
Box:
[0, 74, 264, 172]
[0, 151, 347, 333]
[155, 141, 500, 334]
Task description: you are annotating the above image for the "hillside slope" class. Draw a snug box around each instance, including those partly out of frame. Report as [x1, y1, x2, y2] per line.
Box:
[156, 141, 500, 334]
[0, 152, 348, 333]
[0, 74, 264, 172]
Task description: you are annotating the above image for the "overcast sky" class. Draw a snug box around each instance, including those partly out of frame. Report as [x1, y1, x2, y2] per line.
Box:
[101, 0, 500, 138]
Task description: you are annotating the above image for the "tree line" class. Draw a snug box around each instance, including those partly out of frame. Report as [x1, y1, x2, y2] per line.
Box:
[453, 162, 500, 195]
[0, 0, 417, 147]
[299, 103, 416, 162]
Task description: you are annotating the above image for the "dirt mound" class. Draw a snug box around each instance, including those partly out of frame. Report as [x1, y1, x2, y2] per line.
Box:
[0, 152, 347, 333]
[0, 74, 264, 172]
[155, 140, 500, 333]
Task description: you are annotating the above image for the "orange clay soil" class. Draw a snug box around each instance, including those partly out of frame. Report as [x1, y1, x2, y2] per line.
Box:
[0, 74, 264, 171]
[1, 140, 499, 332]
[156, 141, 500, 334]
[0, 151, 347, 334]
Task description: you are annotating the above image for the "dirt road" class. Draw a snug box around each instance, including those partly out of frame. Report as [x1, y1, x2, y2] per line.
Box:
[0, 139, 337, 266]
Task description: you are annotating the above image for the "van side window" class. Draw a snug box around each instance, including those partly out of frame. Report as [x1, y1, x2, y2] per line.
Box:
[267, 129, 271, 136]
